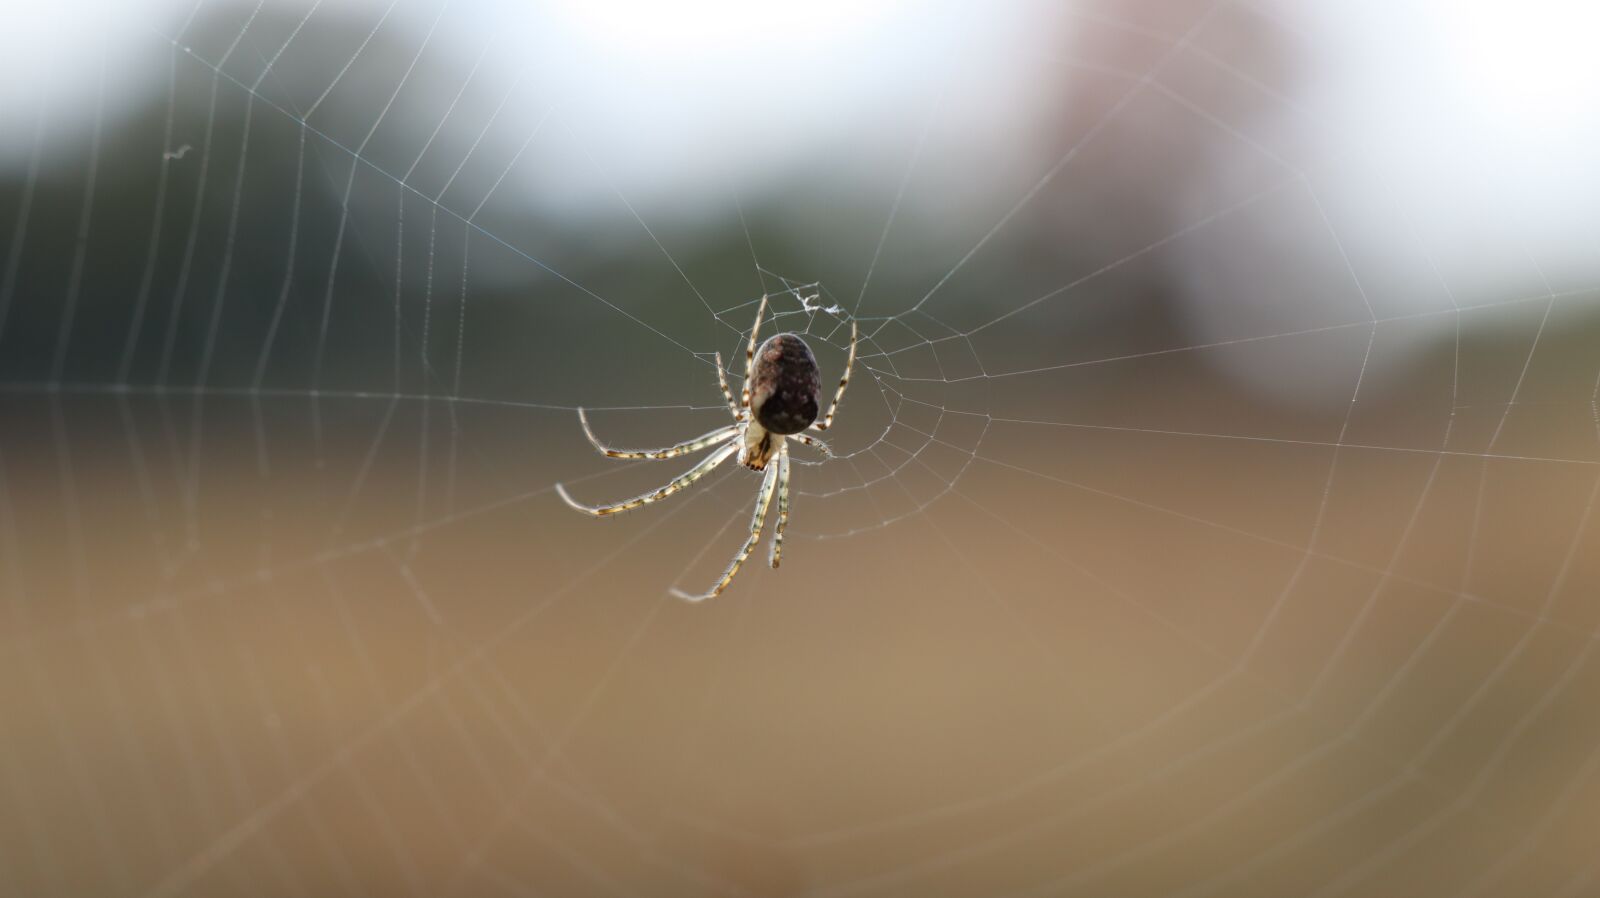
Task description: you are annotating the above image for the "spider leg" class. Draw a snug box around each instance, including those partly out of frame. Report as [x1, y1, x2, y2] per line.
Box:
[769, 443, 791, 568]
[713, 352, 744, 420]
[557, 441, 736, 516]
[810, 318, 857, 432]
[788, 432, 831, 457]
[670, 454, 779, 602]
[578, 407, 737, 460]
[739, 294, 769, 413]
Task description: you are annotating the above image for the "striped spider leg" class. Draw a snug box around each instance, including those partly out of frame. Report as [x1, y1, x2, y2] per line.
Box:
[671, 442, 784, 601]
[556, 442, 737, 516]
[810, 318, 857, 433]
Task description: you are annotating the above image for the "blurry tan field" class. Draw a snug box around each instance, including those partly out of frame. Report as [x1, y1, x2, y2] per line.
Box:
[4, 339, 1599, 898]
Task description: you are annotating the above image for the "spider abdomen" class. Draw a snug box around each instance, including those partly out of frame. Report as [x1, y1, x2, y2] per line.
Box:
[749, 333, 821, 435]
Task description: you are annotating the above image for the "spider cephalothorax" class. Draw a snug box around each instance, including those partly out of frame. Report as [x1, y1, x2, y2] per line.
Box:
[556, 294, 857, 601]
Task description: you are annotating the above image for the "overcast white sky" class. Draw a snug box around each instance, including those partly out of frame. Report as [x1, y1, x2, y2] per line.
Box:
[4, 0, 1597, 404]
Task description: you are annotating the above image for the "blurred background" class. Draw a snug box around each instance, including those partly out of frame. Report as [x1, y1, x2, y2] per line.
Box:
[3, 1, 1600, 896]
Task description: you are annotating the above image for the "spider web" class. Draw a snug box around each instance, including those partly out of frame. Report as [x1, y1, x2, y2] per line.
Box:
[3, 1, 1600, 896]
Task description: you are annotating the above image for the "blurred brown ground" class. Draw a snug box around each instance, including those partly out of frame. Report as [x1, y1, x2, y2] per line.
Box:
[3, 357, 1598, 898]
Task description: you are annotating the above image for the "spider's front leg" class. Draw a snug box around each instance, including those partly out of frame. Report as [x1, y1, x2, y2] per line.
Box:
[670, 452, 779, 602]
[770, 443, 791, 568]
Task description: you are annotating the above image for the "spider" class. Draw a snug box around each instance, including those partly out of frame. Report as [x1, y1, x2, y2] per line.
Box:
[556, 294, 858, 601]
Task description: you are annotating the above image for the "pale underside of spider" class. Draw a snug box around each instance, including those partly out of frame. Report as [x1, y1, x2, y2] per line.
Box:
[556, 295, 858, 601]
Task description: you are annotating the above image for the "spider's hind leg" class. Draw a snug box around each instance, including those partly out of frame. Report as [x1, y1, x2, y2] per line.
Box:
[811, 318, 857, 433]
[714, 352, 743, 420]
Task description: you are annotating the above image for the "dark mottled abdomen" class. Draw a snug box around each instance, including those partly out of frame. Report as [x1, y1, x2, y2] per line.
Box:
[749, 333, 821, 435]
